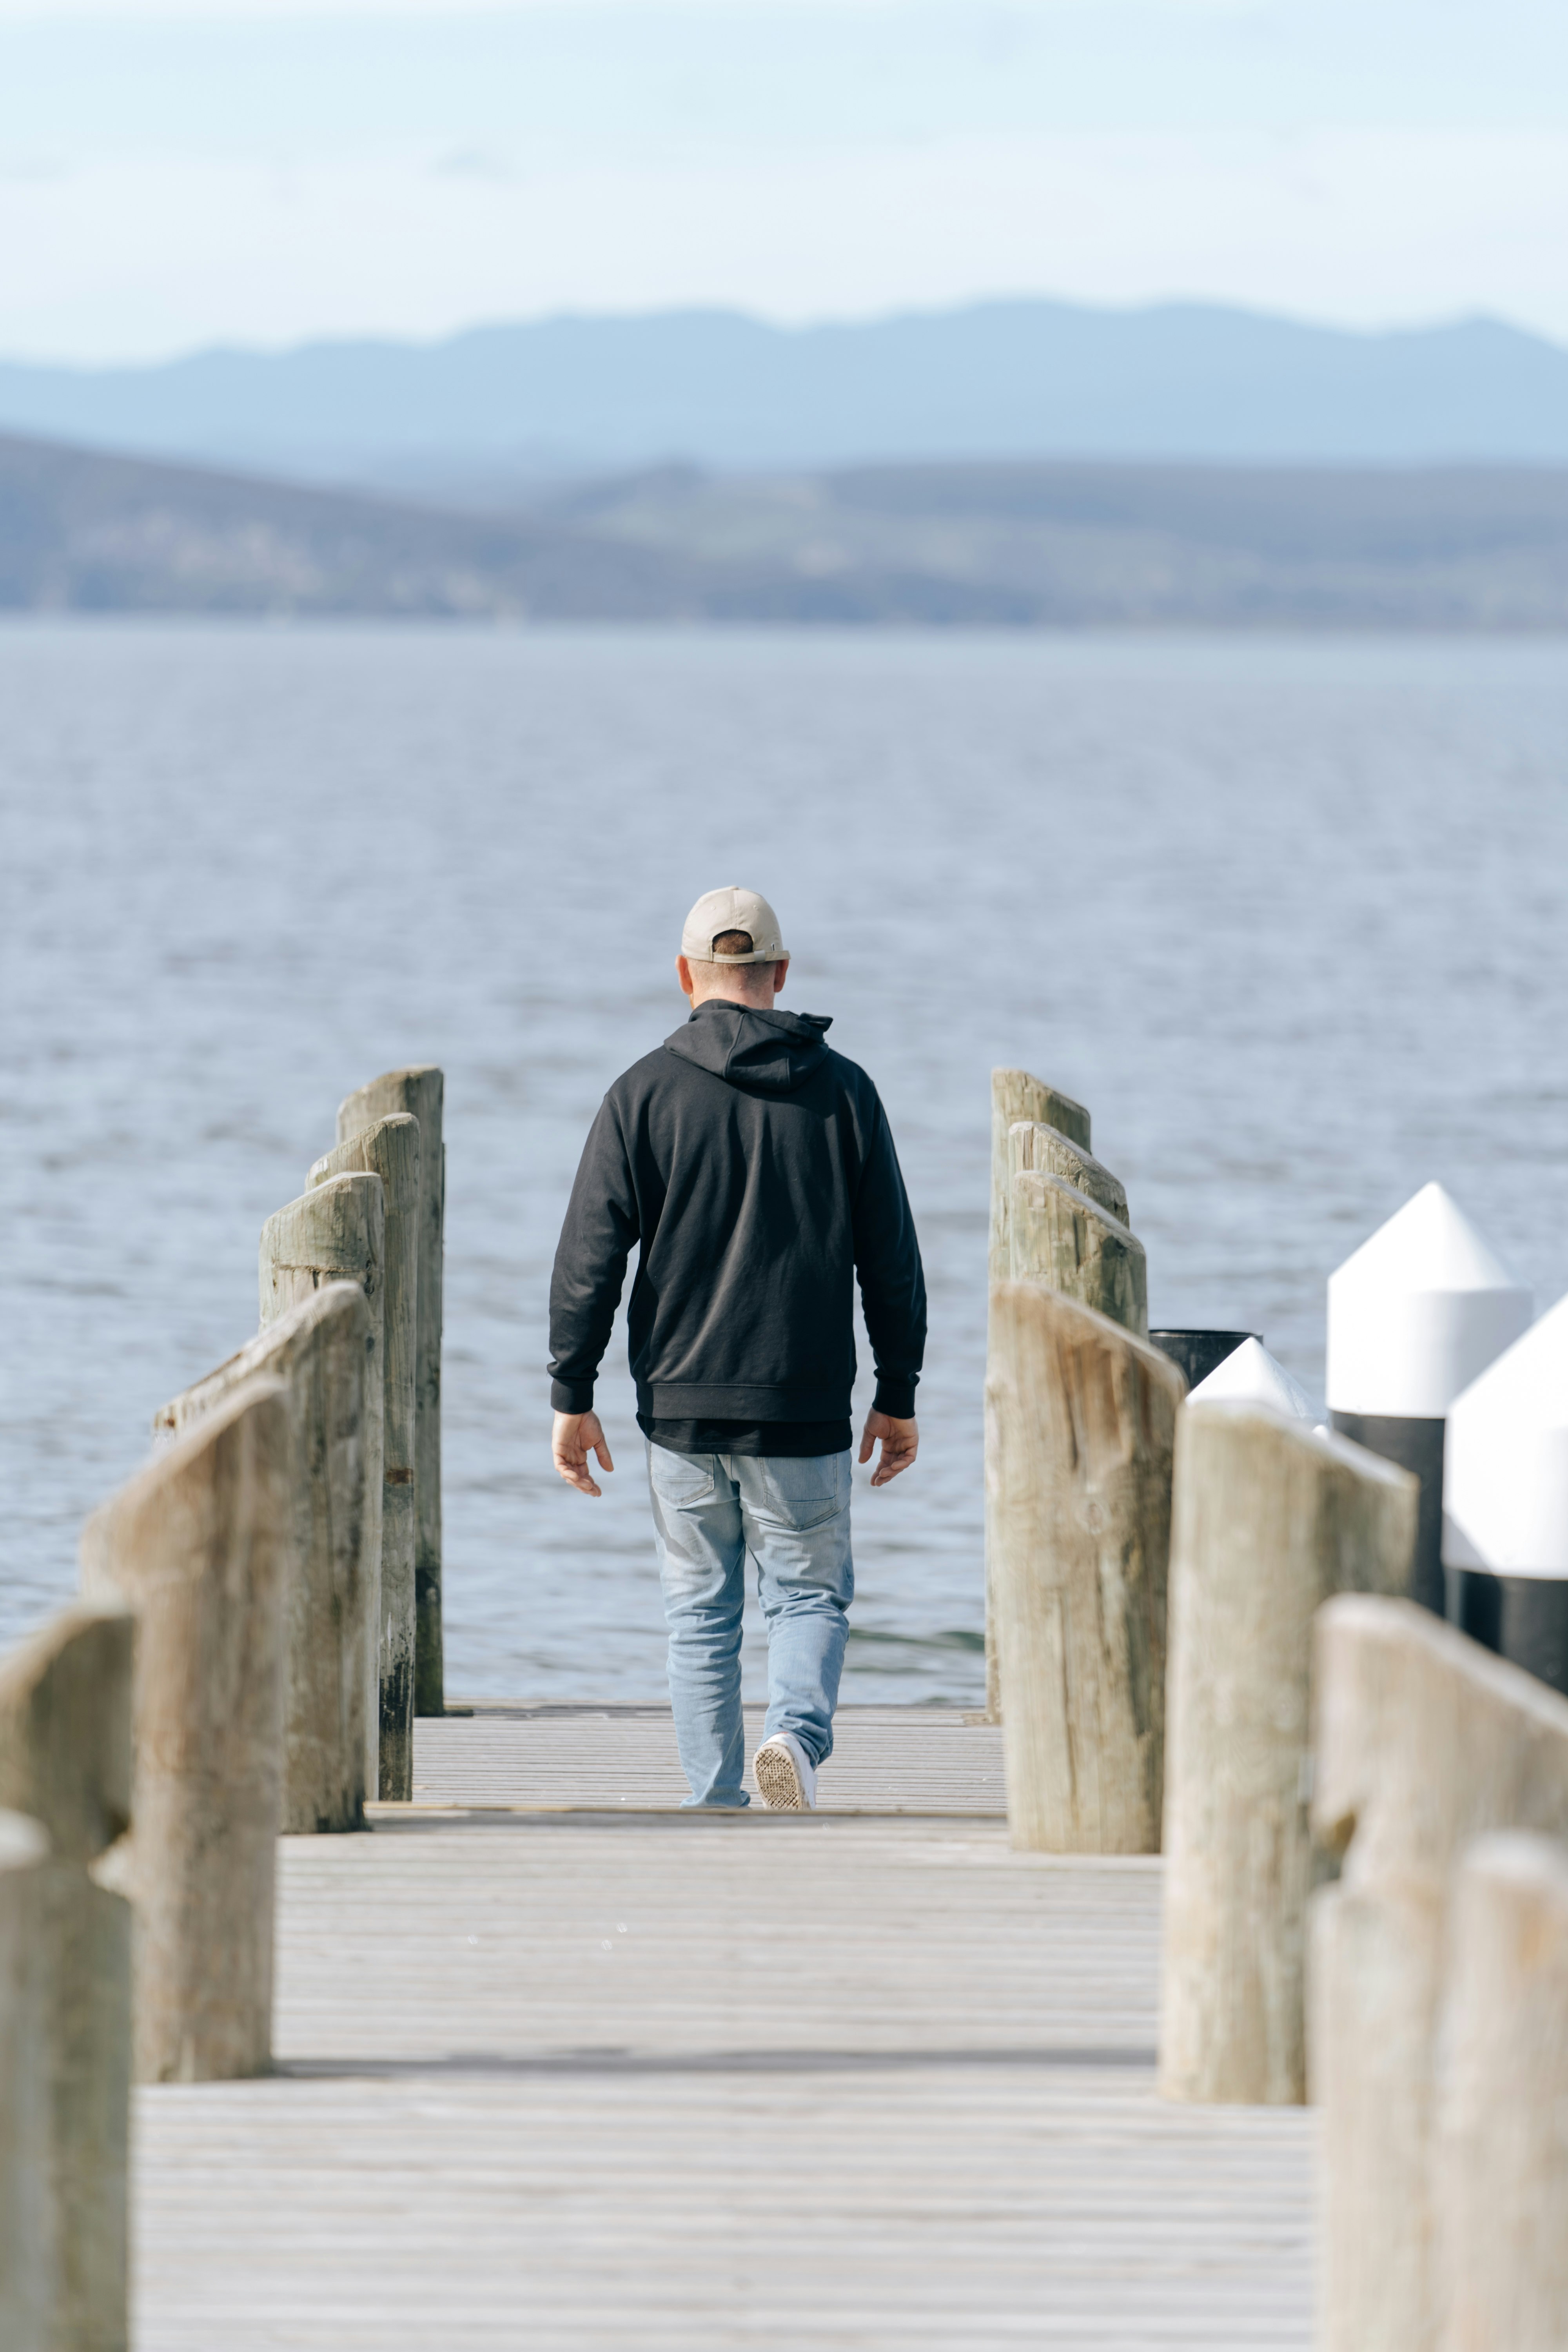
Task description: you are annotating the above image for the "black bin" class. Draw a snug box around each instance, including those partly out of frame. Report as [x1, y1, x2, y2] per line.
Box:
[1148, 1329, 1259, 1394]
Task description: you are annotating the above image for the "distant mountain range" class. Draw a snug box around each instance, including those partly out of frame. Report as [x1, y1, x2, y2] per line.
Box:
[4, 432, 1567, 628]
[2, 303, 1568, 494]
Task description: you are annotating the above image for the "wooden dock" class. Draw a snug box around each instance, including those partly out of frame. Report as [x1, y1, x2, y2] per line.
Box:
[132, 1708, 1313, 2350]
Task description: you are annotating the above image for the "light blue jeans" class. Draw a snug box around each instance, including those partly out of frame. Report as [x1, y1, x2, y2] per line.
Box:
[647, 1443, 854, 1807]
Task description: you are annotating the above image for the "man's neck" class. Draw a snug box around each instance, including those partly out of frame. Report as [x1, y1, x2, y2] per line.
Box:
[690, 990, 776, 1014]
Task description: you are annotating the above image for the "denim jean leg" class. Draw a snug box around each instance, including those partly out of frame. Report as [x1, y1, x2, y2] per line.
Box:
[646, 1445, 750, 1806]
[738, 1450, 854, 1769]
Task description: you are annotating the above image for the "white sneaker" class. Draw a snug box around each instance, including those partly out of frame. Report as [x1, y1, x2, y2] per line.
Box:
[753, 1731, 818, 1812]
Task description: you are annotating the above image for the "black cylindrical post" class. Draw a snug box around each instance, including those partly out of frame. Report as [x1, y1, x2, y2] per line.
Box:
[1444, 1293, 1568, 1698]
[1327, 1413, 1446, 1611]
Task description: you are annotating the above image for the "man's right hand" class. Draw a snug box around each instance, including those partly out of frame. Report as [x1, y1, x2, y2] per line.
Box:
[552, 1410, 614, 1497]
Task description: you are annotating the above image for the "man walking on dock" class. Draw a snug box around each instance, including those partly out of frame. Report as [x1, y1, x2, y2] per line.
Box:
[548, 886, 926, 1811]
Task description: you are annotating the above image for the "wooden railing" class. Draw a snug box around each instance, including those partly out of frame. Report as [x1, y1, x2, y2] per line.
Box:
[0, 1063, 443, 2348]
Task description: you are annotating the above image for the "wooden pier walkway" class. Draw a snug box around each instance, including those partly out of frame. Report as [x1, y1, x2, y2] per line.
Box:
[132, 1709, 1313, 2350]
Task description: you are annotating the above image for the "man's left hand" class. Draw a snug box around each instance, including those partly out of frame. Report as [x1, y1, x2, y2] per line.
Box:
[859, 1410, 918, 1486]
[553, 1409, 614, 1496]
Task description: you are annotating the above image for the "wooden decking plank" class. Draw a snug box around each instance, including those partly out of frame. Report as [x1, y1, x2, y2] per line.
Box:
[134, 2070, 1310, 2349]
[131, 1716, 1313, 2348]
[273, 1819, 1159, 2060]
[411, 1702, 1007, 1814]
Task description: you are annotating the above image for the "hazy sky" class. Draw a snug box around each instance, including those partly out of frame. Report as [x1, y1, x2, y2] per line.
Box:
[2, 0, 1566, 362]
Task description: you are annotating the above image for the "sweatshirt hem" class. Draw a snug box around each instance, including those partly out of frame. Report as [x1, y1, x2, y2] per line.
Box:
[640, 1381, 851, 1421]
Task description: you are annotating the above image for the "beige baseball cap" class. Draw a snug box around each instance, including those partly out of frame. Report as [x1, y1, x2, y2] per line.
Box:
[679, 885, 789, 965]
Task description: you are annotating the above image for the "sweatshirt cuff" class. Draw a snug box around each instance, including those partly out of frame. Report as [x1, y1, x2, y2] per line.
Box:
[551, 1379, 596, 1413]
[873, 1375, 918, 1420]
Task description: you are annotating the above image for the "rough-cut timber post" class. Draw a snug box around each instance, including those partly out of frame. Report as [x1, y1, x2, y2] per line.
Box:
[1310, 1596, 1568, 2352]
[1009, 1168, 1149, 1338]
[154, 1282, 373, 1834]
[337, 1067, 445, 1716]
[989, 1071, 1091, 1296]
[0, 1808, 52, 2352]
[986, 1280, 1183, 1852]
[1007, 1118, 1129, 1229]
[80, 1380, 294, 2084]
[1159, 1408, 1416, 2107]
[985, 1071, 1093, 1721]
[1434, 1831, 1568, 2351]
[259, 1172, 385, 1800]
[308, 1120, 418, 1800]
[0, 1606, 133, 2352]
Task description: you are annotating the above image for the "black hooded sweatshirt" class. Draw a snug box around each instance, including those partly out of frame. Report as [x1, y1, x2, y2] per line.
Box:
[548, 1000, 926, 1452]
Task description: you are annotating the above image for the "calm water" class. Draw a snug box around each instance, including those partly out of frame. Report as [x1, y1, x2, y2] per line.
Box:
[3, 624, 1566, 1701]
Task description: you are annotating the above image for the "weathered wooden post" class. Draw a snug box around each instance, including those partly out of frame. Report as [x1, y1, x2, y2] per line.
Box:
[985, 1071, 1093, 1719]
[1310, 1595, 1568, 2352]
[259, 1171, 387, 1799]
[1007, 1118, 1129, 1227]
[307, 1121, 417, 1799]
[989, 1071, 1092, 1292]
[1327, 1182, 1530, 1617]
[1159, 1408, 1415, 2105]
[1433, 1830, 1568, 2350]
[338, 1067, 445, 1716]
[80, 1380, 294, 2083]
[0, 1607, 133, 2352]
[1009, 1167, 1149, 1336]
[0, 1808, 52, 2352]
[1444, 1290, 1568, 1697]
[986, 1280, 1183, 1851]
[155, 1282, 374, 1832]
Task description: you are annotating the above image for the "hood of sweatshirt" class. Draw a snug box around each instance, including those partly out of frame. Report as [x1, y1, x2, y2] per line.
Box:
[664, 1000, 833, 1093]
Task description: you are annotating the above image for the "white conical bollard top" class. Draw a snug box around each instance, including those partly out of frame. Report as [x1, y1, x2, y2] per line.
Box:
[1334, 1181, 1515, 1294]
[1187, 1336, 1316, 1421]
[1326, 1181, 1531, 1417]
[1444, 1292, 1568, 1577]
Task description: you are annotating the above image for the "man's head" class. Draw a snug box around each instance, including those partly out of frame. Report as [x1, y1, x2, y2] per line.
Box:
[677, 885, 789, 1009]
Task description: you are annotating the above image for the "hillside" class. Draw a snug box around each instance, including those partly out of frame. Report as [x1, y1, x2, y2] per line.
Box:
[2, 302, 1568, 492]
[2, 433, 1567, 628]
[550, 463, 1568, 628]
[0, 436, 694, 619]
